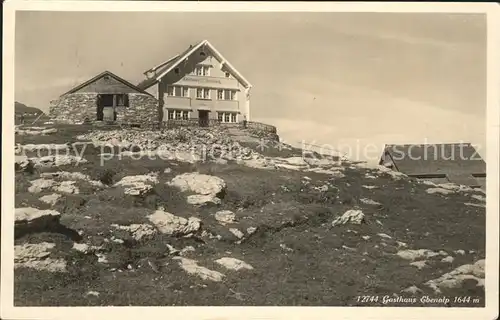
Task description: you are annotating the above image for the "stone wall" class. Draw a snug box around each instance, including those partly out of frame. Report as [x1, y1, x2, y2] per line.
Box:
[49, 92, 159, 125]
[49, 93, 98, 124]
[120, 93, 159, 124]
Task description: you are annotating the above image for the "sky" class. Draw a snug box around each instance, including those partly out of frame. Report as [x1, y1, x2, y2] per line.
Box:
[15, 11, 487, 163]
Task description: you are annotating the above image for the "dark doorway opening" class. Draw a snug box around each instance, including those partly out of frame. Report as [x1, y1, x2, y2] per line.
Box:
[198, 110, 209, 127]
[96, 94, 127, 122]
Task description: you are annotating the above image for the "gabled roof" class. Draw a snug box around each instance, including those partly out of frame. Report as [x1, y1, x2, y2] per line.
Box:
[61, 70, 154, 97]
[137, 40, 252, 90]
[381, 143, 486, 176]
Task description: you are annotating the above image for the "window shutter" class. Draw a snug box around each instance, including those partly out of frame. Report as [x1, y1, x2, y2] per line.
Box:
[124, 94, 129, 107]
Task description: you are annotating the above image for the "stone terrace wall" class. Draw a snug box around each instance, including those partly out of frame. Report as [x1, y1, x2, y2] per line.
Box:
[49, 93, 98, 124]
[120, 93, 159, 124]
[246, 121, 277, 134]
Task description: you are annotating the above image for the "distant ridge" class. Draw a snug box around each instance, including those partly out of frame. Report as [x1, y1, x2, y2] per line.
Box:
[15, 101, 43, 114]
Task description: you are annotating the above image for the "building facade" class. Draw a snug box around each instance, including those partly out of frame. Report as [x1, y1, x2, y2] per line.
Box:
[137, 40, 252, 127]
[49, 71, 158, 125]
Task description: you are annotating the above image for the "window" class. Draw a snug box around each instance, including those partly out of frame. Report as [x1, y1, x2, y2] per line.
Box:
[167, 86, 175, 96]
[167, 86, 189, 97]
[225, 90, 236, 100]
[115, 94, 127, 106]
[168, 110, 189, 120]
[217, 112, 238, 123]
[174, 68, 180, 74]
[194, 65, 210, 76]
[217, 89, 237, 100]
[196, 88, 210, 99]
[225, 72, 231, 78]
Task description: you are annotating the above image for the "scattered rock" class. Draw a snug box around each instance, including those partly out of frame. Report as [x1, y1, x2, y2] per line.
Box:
[180, 246, 196, 256]
[28, 179, 57, 193]
[441, 256, 455, 263]
[85, 291, 100, 297]
[24, 155, 87, 168]
[187, 194, 222, 206]
[410, 261, 427, 270]
[163, 168, 172, 173]
[465, 202, 485, 208]
[173, 257, 224, 282]
[96, 253, 108, 264]
[111, 223, 157, 241]
[40, 171, 105, 188]
[360, 198, 381, 206]
[114, 173, 158, 196]
[169, 172, 226, 196]
[214, 210, 236, 225]
[53, 180, 79, 194]
[396, 241, 407, 248]
[471, 194, 486, 202]
[147, 209, 201, 236]
[377, 233, 392, 239]
[72, 243, 91, 254]
[426, 188, 455, 195]
[331, 210, 365, 226]
[14, 242, 66, 272]
[362, 236, 371, 240]
[246, 227, 257, 235]
[362, 185, 378, 189]
[454, 249, 466, 255]
[396, 249, 439, 261]
[229, 228, 245, 239]
[39, 193, 62, 206]
[215, 257, 254, 271]
[401, 285, 423, 294]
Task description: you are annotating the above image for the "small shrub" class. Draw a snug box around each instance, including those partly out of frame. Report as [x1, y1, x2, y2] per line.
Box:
[98, 169, 116, 185]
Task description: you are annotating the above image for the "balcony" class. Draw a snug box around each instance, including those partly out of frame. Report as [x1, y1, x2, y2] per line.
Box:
[165, 96, 240, 112]
[173, 75, 239, 90]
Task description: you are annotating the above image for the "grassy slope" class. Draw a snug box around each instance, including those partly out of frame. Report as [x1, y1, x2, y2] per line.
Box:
[14, 124, 486, 307]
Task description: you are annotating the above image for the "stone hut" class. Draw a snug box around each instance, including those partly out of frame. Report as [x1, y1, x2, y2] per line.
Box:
[49, 71, 159, 126]
[379, 143, 486, 189]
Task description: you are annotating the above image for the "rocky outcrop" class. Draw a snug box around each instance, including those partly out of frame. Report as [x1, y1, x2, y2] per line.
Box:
[214, 210, 236, 225]
[169, 173, 226, 206]
[113, 173, 159, 196]
[173, 257, 224, 282]
[111, 223, 158, 241]
[331, 210, 365, 226]
[147, 209, 201, 236]
[215, 257, 254, 271]
[425, 260, 485, 293]
[16, 155, 87, 169]
[15, 207, 61, 237]
[15, 242, 67, 272]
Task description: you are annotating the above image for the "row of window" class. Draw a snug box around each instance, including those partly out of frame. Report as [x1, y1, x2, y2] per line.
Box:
[187, 65, 232, 78]
[166, 110, 238, 123]
[166, 86, 237, 101]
